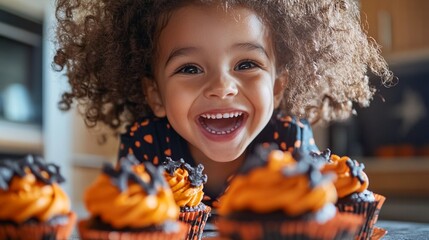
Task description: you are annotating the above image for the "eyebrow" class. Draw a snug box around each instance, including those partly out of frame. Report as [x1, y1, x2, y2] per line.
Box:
[233, 42, 270, 59]
[165, 47, 198, 67]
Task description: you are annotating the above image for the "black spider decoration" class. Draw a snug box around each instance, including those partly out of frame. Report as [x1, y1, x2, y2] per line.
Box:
[103, 154, 167, 194]
[162, 157, 207, 187]
[346, 158, 366, 184]
[282, 155, 331, 188]
[310, 148, 332, 164]
[0, 155, 65, 191]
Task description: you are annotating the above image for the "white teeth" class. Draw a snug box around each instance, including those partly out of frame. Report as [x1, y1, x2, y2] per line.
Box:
[200, 112, 243, 119]
[200, 120, 242, 135]
[199, 111, 244, 135]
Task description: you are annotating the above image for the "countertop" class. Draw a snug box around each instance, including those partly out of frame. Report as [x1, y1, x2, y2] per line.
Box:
[69, 219, 429, 239]
[376, 220, 429, 240]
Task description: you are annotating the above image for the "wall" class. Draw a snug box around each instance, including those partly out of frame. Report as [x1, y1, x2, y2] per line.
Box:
[43, 0, 119, 217]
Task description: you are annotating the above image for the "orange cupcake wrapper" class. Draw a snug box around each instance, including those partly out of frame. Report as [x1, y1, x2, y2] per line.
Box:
[336, 193, 386, 240]
[371, 194, 386, 230]
[0, 211, 76, 240]
[78, 219, 188, 240]
[215, 212, 363, 240]
[179, 206, 212, 240]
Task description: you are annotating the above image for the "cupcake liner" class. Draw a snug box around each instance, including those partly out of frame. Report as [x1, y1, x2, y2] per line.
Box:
[371, 226, 388, 240]
[78, 219, 188, 240]
[0, 211, 76, 240]
[336, 193, 386, 240]
[215, 212, 363, 240]
[179, 205, 212, 240]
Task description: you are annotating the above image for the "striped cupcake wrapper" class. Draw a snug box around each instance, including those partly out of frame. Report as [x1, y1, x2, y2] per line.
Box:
[216, 211, 363, 240]
[179, 206, 212, 240]
[336, 193, 386, 240]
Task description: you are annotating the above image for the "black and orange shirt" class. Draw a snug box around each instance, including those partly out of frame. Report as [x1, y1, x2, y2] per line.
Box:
[119, 113, 319, 168]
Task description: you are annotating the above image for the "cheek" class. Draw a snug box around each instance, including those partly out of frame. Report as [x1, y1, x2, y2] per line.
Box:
[162, 84, 196, 115]
[256, 87, 275, 115]
[246, 78, 276, 110]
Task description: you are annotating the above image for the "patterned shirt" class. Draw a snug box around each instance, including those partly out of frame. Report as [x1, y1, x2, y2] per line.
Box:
[118, 112, 319, 202]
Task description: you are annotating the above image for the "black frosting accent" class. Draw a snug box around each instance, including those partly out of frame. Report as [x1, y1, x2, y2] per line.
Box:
[102, 154, 168, 194]
[337, 189, 375, 203]
[290, 148, 331, 180]
[180, 202, 208, 212]
[282, 153, 330, 188]
[239, 143, 278, 174]
[240, 144, 334, 188]
[309, 148, 332, 164]
[346, 158, 366, 184]
[310, 150, 366, 184]
[0, 155, 65, 190]
[162, 157, 207, 187]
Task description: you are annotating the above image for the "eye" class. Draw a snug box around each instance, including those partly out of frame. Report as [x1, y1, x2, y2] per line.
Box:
[234, 60, 259, 71]
[176, 64, 202, 74]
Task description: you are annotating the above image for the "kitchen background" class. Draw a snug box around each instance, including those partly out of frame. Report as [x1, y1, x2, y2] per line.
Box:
[0, 0, 428, 223]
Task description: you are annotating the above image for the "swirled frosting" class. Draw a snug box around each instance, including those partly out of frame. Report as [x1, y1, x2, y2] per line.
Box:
[322, 154, 369, 198]
[218, 145, 337, 217]
[162, 158, 207, 208]
[0, 155, 70, 223]
[84, 155, 179, 229]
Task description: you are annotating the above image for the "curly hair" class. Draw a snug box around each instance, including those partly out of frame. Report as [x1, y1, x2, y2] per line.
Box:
[53, 0, 394, 134]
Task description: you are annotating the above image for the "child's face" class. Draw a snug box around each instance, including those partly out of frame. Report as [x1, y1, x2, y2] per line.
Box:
[146, 5, 282, 162]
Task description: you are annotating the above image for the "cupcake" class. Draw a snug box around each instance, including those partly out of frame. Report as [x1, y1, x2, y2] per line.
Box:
[216, 145, 363, 240]
[321, 154, 386, 240]
[78, 155, 188, 240]
[163, 157, 211, 240]
[0, 155, 76, 240]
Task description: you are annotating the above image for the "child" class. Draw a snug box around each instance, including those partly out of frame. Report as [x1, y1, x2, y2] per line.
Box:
[53, 0, 394, 201]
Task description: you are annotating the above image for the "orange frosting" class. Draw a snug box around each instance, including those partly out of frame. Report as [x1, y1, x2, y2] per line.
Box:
[0, 168, 71, 223]
[84, 163, 179, 229]
[164, 168, 205, 207]
[322, 155, 369, 198]
[218, 150, 337, 216]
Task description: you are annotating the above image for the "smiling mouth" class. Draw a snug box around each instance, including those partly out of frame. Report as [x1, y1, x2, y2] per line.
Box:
[198, 112, 245, 135]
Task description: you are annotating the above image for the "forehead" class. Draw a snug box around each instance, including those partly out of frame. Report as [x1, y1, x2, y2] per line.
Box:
[154, 4, 273, 59]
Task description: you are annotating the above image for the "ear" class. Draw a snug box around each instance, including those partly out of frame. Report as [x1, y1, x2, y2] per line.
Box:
[274, 72, 287, 108]
[143, 77, 166, 117]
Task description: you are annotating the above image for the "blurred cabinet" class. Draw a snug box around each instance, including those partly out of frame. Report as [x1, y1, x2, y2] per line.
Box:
[70, 110, 119, 217]
[360, 0, 429, 59]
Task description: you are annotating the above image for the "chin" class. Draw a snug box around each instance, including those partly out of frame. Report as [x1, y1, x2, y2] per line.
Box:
[204, 149, 245, 163]
[209, 157, 237, 163]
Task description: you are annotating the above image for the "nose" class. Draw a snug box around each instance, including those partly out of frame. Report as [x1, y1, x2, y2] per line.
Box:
[204, 72, 238, 99]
